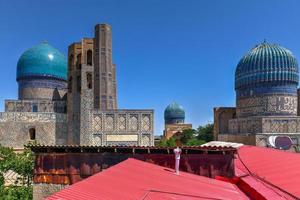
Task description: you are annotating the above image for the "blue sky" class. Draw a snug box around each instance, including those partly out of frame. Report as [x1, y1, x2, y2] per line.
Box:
[1, 0, 300, 135]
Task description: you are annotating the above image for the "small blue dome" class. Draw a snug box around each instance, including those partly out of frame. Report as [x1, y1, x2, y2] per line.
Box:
[164, 102, 185, 124]
[17, 42, 67, 81]
[235, 42, 299, 91]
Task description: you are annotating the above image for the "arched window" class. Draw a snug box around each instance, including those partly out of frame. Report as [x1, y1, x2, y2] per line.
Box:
[86, 73, 92, 89]
[76, 53, 81, 69]
[32, 104, 38, 112]
[68, 54, 74, 70]
[87, 50, 92, 66]
[68, 77, 73, 93]
[29, 128, 36, 140]
[77, 75, 81, 92]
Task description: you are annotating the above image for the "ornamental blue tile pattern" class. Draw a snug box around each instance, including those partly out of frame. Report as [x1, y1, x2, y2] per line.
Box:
[164, 102, 185, 124]
[235, 42, 299, 118]
[235, 42, 299, 92]
[18, 79, 67, 90]
[17, 42, 67, 81]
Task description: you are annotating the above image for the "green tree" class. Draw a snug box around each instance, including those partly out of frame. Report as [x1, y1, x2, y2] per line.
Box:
[0, 145, 34, 199]
[157, 137, 177, 147]
[186, 138, 206, 146]
[156, 123, 214, 147]
[179, 129, 196, 144]
[196, 123, 214, 142]
[166, 137, 177, 147]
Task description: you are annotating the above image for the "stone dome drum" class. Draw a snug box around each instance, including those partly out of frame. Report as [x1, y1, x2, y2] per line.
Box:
[16, 42, 67, 100]
[164, 102, 185, 124]
[17, 42, 67, 81]
[235, 42, 299, 117]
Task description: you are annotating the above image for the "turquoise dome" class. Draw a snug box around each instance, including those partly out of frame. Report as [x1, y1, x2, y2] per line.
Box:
[164, 102, 185, 124]
[235, 42, 299, 91]
[17, 42, 67, 80]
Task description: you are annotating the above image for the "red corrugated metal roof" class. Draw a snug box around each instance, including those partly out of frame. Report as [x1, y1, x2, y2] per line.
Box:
[236, 146, 300, 200]
[47, 158, 249, 200]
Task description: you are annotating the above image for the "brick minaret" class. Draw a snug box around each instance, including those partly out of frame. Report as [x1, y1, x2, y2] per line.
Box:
[94, 24, 117, 110]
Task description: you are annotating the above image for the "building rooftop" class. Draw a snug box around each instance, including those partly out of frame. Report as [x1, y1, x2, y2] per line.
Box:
[201, 141, 244, 148]
[235, 145, 300, 199]
[46, 158, 249, 200]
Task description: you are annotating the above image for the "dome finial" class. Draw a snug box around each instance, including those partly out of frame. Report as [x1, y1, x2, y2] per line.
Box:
[262, 39, 267, 44]
[42, 40, 48, 44]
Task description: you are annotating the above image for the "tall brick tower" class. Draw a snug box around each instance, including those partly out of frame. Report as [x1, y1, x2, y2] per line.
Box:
[94, 24, 117, 110]
[67, 38, 94, 144]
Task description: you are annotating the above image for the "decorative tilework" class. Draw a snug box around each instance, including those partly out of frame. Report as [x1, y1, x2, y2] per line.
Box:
[237, 95, 297, 117]
[93, 116, 102, 132]
[129, 114, 138, 131]
[105, 115, 114, 131]
[91, 110, 154, 146]
[17, 42, 67, 80]
[118, 115, 126, 131]
[235, 42, 298, 91]
[93, 134, 102, 145]
[142, 115, 151, 131]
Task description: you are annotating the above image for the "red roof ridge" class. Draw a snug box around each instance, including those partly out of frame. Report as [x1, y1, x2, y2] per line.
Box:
[47, 158, 249, 200]
[236, 145, 300, 199]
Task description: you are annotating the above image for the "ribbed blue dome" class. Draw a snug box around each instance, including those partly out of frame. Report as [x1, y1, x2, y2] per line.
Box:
[235, 42, 298, 91]
[17, 42, 67, 81]
[164, 102, 185, 124]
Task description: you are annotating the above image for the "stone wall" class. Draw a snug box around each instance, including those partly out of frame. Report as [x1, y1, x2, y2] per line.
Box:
[262, 117, 300, 133]
[79, 64, 94, 145]
[228, 117, 262, 134]
[218, 134, 256, 145]
[94, 24, 117, 110]
[222, 116, 300, 148]
[163, 123, 192, 139]
[33, 183, 68, 200]
[229, 116, 300, 134]
[18, 85, 67, 101]
[236, 95, 297, 117]
[5, 99, 66, 113]
[67, 38, 94, 145]
[213, 107, 236, 140]
[0, 112, 67, 149]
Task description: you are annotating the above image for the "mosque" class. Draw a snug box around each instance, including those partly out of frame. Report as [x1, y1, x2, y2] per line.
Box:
[214, 42, 300, 150]
[0, 24, 154, 149]
[163, 102, 192, 139]
[2, 22, 300, 150]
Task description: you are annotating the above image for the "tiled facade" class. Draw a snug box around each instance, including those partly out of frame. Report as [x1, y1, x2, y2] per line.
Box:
[0, 23, 154, 149]
[5, 99, 66, 113]
[67, 24, 154, 146]
[215, 42, 300, 150]
[91, 110, 154, 146]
